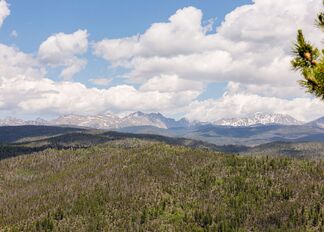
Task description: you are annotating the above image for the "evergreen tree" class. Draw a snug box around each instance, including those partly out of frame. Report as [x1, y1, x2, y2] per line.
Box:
[291, 1, 324, 99]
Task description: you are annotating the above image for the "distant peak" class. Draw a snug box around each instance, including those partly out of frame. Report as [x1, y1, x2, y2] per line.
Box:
[129, 111, 146, 117]
[215, 112, 302, 127]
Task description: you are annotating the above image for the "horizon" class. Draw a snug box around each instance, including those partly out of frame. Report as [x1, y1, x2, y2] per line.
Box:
[0, 110, 322, 125]
[0, 0, 323, 122]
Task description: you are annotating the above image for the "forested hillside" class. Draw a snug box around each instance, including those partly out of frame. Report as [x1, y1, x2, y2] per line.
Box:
[0, 139, 323, 231]
[244, 142, 324, 159]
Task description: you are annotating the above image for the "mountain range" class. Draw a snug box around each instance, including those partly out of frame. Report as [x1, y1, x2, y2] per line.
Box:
[0, 112, 193, 129]
[214, 112, 302, 127]
[0, 112, 311, 129]
[1, 125, 324, 160]
[1, 112, 324, 146]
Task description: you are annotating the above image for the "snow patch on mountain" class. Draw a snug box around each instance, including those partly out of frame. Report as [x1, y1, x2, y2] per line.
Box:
[214, 112, 303, 127]
[0, 112, 193, 129]
[0, 112, 308, 129]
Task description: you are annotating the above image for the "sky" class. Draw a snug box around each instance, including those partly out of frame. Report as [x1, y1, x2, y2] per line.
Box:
[0, 0, 323, 122]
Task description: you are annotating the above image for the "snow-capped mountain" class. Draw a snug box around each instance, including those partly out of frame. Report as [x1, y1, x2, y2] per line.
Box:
[51, 113, 123, 129]
[121, 112, 168, 129]
[0, 112, 307, 129]
[124, 112, 192, 129]
[0, 117, 48, 126]
[0, 112, 186, 129]
[50, 112, 192, 129]
[0, 117, 26, 126]
[214, 112, 302, 127]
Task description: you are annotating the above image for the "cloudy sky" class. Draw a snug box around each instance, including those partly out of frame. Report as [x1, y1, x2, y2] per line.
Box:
[0, 0, 323, 122]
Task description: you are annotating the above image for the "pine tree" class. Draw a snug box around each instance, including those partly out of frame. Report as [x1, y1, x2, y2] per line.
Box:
[291, 1, 324, 99]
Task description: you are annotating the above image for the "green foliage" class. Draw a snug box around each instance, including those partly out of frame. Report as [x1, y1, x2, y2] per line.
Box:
[245, 142, 324, 159]
[292, 2, 324, 99]
[0, 139, 323, 231]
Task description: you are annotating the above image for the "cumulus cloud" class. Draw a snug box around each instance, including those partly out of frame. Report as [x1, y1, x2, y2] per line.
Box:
[140, 74, 204, 92]
[224, 81, 309, 99]
[0, 34, 200, 118]
[0, 74, 200, 116]
[185, 93, 324, 122]
[0, 40, 200, 117]
[0, 0, 9, 28]
[0, 44, 45, 79]
[38, 30, 88, 79]
[0, 39, 200, 117]
[217, 0, 321, 46]
[94, 0, 322, 98]
[93, 7, 216, 63]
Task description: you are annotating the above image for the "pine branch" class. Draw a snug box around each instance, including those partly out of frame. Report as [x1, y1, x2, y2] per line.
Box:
[291, 33, 323, 99]
[291, 30, 319, 71]
[292, 2, 323, 99]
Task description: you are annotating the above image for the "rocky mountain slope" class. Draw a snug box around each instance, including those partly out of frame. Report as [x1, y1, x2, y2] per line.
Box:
[0, 112, 191, 129]
[214, 112, 302, 127]
[1, 113, 324, 146]
[0, 112, 309, 129]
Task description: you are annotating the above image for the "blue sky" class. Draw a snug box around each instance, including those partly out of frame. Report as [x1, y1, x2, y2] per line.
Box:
[1, 0, 252, 47]
[0, 0, 323, 121]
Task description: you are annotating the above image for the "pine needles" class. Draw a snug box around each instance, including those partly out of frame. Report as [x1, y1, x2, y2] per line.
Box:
[292, 3, 324, 99]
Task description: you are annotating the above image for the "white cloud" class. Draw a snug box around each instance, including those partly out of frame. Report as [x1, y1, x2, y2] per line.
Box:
[0, 74, 200, 116]
[128, 50, 233, 83]
[93, 35, 140, 64]
[0, 40, 199, 117]
[0, 44, 45, 79]
[0, 0, 9, 28]
[0, 40, 200, 117]
[218, 0, 322, 46]
[38, 30, 88, 79]
[185, 93, 324, 122]
[90, 77, 112, 86]
[93, 7, 217, 63]
[140, 74, 204, 92]
[59, 58, 87, 80]
[94, 1, 322, 98]
[224, 81, 308, 99]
